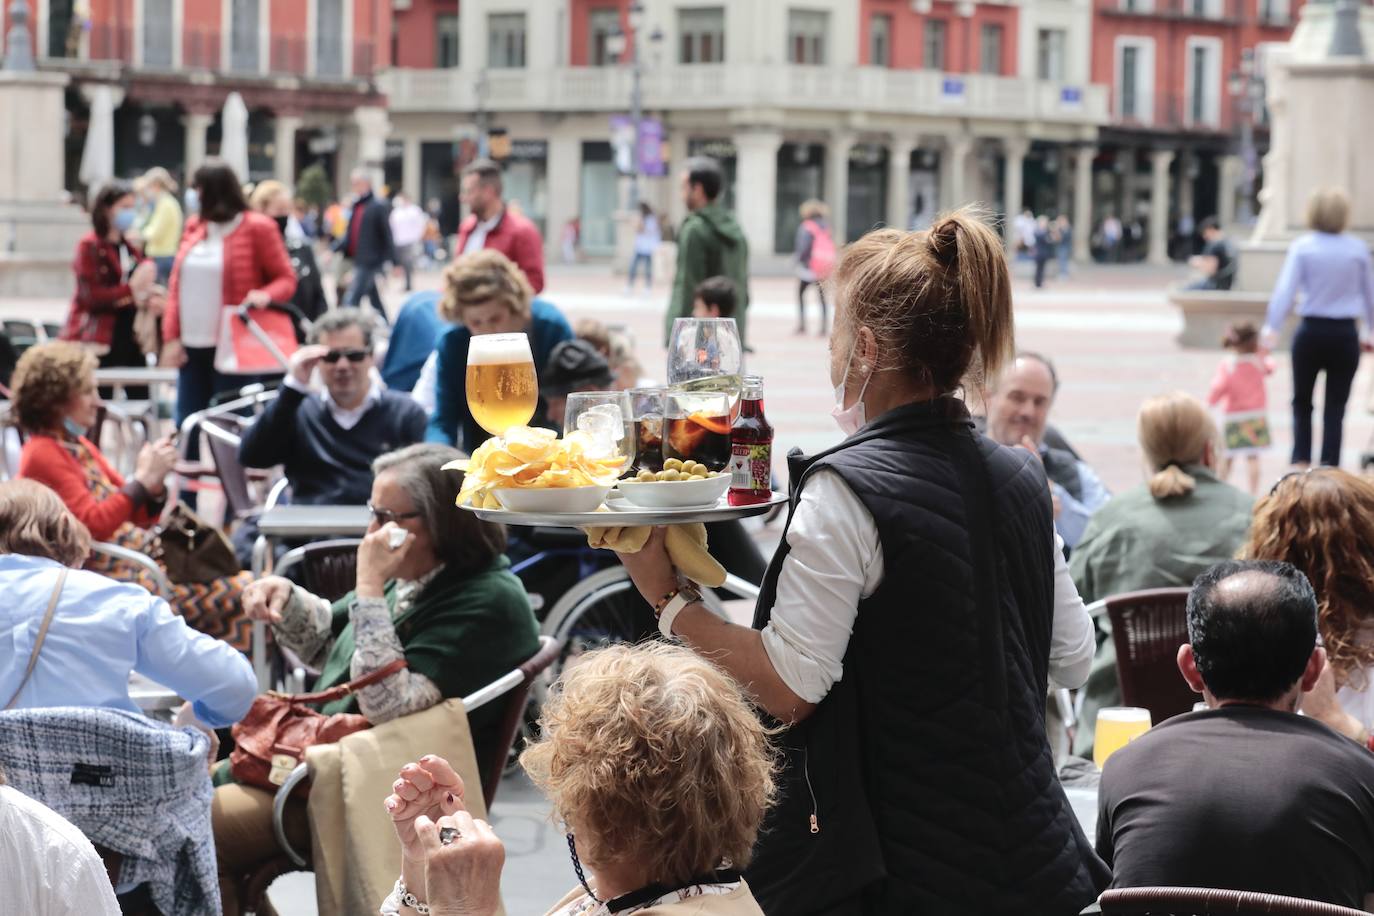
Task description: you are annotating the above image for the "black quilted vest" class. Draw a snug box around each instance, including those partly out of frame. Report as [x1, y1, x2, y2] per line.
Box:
[745, 398, 1108, 915]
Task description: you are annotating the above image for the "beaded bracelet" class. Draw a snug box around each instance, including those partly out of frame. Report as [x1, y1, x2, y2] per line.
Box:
[395, 877, 430, 915]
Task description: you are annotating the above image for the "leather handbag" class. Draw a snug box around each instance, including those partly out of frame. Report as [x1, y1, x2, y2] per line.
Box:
[154, 503, 240, 583]
[229, 658, 408, 794]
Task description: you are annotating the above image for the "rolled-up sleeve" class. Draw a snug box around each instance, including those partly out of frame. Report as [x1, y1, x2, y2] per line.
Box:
[760, 471, 882, 704]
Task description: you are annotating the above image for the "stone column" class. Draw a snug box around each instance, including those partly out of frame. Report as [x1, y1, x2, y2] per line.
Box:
[1116, 147, 1138, 221]
[78, 84, 125, 188]
[1217, 154, 1241, 227]
[1148, 149, 1175, 266]
[734, 129, 783, 261]
[946, 134, 974, 209]
[273, 112, 303, 183]
[666, 127, 692, 228]
[183, 106, 215, 178]
[545, 132, 581, 261]
[1073, 145, 1096, 263]
[826, 131, 854, 244]
[352, 105, 391, 190]
[887, 135, 917, 231]
[1176, 149, 1194, 225]
[1001, 136, 1029, 246]
[401, 136, 422, 203]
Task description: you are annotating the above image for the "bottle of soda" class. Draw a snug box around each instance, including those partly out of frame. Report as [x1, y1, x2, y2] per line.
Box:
[728, 375, 773, 507]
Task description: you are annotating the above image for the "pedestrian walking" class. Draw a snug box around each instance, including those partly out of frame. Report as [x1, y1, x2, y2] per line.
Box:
[1208, 321, 1275, 494]
[664, 157, 750, 346]
[455, 159, 546, 293]
[1033, 215, 1055, 288]
[333, 169, 395, 323]
[626, 201, 661, 294]
[389, 193, 428, 292]
[138, 167, 183, 285]
[793, 199, 836, 335]
[1101, 214, 1123, 262]
[1055, 214, 1073, 279]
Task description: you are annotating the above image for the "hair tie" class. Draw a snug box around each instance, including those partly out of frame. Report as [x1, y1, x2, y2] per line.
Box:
[1164, 461, 1183, 471]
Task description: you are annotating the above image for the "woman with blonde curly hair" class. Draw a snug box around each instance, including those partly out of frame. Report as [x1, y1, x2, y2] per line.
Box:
[1243, 468, 1374, 737]
[382, 643, 775, 915]
[425, 249, 572, 450]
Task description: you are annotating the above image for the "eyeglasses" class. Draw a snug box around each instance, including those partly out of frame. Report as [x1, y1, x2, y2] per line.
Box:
[322, 348, 372, 364]
[1268, 467, 1320, 496]
[367, 502, 422, 526]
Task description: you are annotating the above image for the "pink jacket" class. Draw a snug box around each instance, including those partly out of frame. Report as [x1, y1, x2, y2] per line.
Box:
[1208, 354, 1274, 415]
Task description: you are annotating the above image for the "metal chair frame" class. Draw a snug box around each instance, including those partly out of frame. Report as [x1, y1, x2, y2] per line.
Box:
[90, 541, 174, 599]
[1099, 886, 1367, 915]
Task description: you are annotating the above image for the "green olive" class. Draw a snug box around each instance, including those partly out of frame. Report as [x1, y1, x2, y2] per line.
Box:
[663, 458, 683, 472]
[636, 470, 655, 481]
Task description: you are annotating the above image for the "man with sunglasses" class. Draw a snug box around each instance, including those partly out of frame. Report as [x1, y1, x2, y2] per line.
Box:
[236, 309, 427, 562]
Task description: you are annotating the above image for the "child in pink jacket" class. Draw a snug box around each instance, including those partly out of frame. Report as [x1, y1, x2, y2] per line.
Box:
[1208, 321, 1275, 494]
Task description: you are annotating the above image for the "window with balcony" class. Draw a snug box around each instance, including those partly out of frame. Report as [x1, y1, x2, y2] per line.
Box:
[589, 8, 621, 66]
[436, 13, 459, 68]
[489, 13, 527, 68]
[317, 0, 345, 77]
[979, 24, 1003, 75]
[230, 0, 260, 72]
[678, 7, 725, 64]
[788, 9, 828, 65]
[1185, 0, 1222, 17]
[1120, 0, 1155, 11]
[1260, 0, 1290, 24]
[1186, 37, 1221, 126]
[870, 13, 892, 68]
[143, 0, 174, 68]
[923, 19, 946, 71]
[1115, 37, 1154, 123]
[1036, 28, 1065, 81]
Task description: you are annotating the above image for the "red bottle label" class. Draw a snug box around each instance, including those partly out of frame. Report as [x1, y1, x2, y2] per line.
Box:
[728, 441, 772, 505]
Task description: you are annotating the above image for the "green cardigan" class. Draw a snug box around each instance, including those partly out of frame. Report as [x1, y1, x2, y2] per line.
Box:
[313, 557, 540, 768]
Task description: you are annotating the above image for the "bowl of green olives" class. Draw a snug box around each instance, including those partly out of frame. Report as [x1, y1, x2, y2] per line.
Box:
[616, 458, 732, 509]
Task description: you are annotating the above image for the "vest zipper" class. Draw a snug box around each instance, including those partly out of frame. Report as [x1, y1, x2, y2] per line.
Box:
[801, 747, 820, 833]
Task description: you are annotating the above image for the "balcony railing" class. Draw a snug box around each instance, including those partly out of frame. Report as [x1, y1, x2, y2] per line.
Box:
[1103, 0, 1244, 24]
[379, 63, 1108, 125]
[1112, 90, 1265, 134]
[43, 25, 375, 81]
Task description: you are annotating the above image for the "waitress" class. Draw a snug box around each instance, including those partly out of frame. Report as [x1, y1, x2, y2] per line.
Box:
[1262, 187, 1374, 468]
[618, 211, 1104, 914]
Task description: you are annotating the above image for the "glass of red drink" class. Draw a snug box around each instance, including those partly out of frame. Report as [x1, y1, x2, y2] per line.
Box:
[629, 387, 666, 474]
[664, 389, 732, 472]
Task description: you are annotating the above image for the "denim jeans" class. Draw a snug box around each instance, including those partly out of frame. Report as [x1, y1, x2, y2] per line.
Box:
[628, 252, 653, 288]
[344, 264, 388, 323]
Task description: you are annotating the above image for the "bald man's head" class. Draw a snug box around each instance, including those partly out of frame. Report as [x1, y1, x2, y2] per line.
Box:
[1186, 561, 1318, 704]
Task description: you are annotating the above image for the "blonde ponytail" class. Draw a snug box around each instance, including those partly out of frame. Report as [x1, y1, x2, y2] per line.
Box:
[1147, 464, 1198, 500]
[1137, 392, 1217, 501]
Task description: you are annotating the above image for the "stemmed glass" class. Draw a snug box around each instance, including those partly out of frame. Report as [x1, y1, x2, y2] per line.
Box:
[562, 390, 636, 478]
[466, 333, 538, 436]
[667, 318, 743, 398]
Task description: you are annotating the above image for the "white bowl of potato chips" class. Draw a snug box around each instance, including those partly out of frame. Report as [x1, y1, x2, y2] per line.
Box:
[448, 426, 625, 513]
[617, 459, 731, 509]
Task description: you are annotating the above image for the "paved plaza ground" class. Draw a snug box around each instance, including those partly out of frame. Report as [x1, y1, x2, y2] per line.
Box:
[7, 256, 1374, 912]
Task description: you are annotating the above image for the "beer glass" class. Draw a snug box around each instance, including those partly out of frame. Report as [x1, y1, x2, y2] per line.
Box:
[466, 333, 538, 436]
[668, 318, 743, 400]
[664, 388, 732, 472]
[1093, 706, 1152, 769]
[563, 391, 636, 477]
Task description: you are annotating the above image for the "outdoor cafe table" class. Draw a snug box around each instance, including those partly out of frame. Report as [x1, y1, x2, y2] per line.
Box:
[94, 366, 179, 407]
[249, 504, 372, 688]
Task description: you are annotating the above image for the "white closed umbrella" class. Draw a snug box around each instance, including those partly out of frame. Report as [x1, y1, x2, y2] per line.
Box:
[220, 92, 250, 180]
[78, 84, 117, 188]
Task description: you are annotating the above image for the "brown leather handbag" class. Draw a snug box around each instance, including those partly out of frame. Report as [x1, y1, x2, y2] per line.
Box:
[229, 658, 407, 793]
[154, 503, 240, 583]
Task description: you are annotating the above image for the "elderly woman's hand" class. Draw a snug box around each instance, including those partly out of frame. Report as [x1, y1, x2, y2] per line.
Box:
[615, 526, 680, 608]
[357, 522, 415, 597]
[384, 755, 467, 867]
[416, 810, 505, 916]
[241, 576, 294, 624]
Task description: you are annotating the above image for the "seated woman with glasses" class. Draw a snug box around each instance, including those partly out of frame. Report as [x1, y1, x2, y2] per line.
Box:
[11, 342, 255, 650]
[216, 441, 540, 914]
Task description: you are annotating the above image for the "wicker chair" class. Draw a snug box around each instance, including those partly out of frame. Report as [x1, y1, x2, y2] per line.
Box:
[1105, 587, 1196, 725]
[1100, 887, 1367, 915]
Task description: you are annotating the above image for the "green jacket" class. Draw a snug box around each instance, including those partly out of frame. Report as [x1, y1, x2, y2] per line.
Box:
[314, 557, 540, 773]
[665, 202, 751, 345]
[1069, 466, 1253, 604]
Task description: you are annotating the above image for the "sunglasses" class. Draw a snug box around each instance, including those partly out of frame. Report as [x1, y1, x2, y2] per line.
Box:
[367, 502, 421, 526]
[1268, 467, 1320, 496]
[322, 348, 372, 364]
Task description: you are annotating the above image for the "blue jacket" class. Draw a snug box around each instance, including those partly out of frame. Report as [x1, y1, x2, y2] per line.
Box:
[381, 291, 446, 392]
[425, 298, 574, 451]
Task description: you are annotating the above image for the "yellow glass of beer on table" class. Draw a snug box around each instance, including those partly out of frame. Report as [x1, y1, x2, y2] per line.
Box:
[466, 333, 538, 436]
[1094, 706, 1152, 769]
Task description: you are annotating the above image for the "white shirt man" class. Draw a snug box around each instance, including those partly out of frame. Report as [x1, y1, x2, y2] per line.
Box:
[0, 783, 121, 916]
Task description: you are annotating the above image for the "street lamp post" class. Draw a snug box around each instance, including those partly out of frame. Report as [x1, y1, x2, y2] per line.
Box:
[475, 69, 490, 159]
[1227, 48, 1262, 226]
[4, 0, 37, 71]
[610, 3, 662, 211]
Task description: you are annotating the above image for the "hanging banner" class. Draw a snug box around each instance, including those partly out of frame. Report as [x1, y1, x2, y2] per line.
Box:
[610, 116, 666, 176]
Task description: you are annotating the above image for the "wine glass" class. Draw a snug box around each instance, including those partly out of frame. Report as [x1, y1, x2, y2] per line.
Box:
[663, 388, 732, 472]
[466, 333, 538, 436]
[667, 318, 743, 398]
[562, 390, 636, 478]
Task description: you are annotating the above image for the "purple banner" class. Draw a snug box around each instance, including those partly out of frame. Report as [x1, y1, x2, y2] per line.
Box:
[610, 116, 666, 177]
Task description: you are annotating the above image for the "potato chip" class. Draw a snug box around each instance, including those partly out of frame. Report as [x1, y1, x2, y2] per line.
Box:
[451, 425, 626, 507]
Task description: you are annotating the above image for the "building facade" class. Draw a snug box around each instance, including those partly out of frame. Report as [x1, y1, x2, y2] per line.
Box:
[380, 0, 1106, 265]
[2, 0, 395, 194]
[1089, 0, 1303, 262]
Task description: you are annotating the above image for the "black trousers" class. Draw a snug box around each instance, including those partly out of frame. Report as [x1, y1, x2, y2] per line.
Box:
[798, 279, 828, 330]
[1290, 316, 1361, 466]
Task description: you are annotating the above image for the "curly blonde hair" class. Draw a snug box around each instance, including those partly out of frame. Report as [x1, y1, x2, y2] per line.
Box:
[520, 643, 776, 886]
[439, 249, 533, 323]
[8, 342, 97, 434]
[1243, 468, 1374, 686]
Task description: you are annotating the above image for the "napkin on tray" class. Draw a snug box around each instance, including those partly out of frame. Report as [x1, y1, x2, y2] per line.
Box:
[583, 522, 727, 588]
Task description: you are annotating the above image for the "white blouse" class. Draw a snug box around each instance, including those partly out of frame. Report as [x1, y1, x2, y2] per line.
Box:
[759, 468, 1096, 704]
[177, 214, 242, 348]
[0, 785, 120, 916]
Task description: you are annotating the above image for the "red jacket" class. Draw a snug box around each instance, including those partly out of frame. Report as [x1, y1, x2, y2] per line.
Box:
[18, 434, 159, 542]
[164, 211, 296, 344]
[454, 207, 546, 293]
[61, 233, 145, 348]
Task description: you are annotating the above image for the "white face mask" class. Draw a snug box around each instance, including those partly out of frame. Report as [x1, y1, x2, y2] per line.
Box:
[830, 342, 872, 437]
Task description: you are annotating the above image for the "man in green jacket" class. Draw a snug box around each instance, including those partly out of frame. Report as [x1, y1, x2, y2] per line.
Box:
[665, 157, 750, 345]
